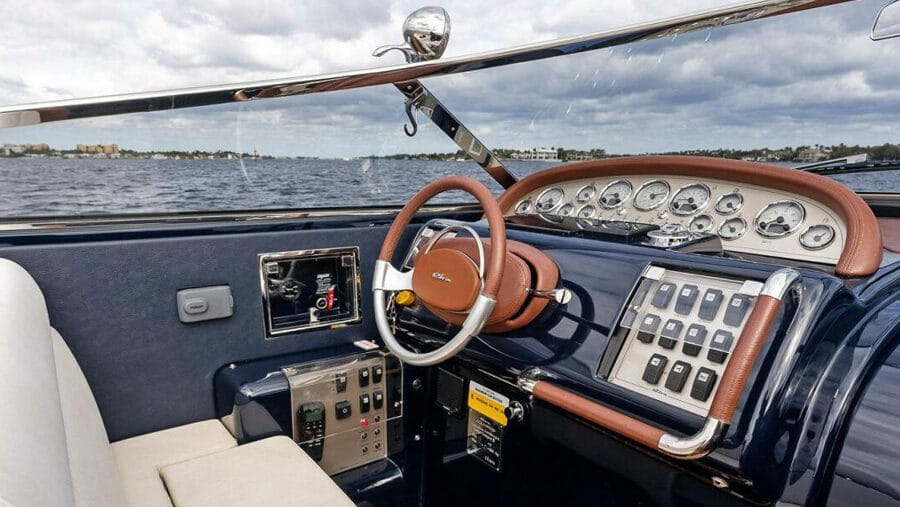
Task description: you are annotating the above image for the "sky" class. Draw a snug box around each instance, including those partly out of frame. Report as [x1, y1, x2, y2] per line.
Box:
[1, 0, 900, 157]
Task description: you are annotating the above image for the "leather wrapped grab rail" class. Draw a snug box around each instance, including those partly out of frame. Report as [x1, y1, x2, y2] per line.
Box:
[518, 268, 799, 460]
[496, 156, 882, 277]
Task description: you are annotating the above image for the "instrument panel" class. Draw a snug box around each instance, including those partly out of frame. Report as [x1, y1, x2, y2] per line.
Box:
[509, 174, 846, 265]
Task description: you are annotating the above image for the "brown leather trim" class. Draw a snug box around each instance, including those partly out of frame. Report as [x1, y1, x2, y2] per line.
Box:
[496, 156, 882, 277]
[708, 295, 781, 423]
[379, 176, 507, 297]
[878, 218, 900, 253]
[532, 381, 665, 449]
[425, 238, 560, 333]
[411, 249, 481, 312]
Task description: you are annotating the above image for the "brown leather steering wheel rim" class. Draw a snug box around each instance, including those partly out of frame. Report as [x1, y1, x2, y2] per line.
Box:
[378, 175, 507, 298]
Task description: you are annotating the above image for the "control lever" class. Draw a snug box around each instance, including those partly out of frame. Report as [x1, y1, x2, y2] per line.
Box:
[527, 287, 573, 305]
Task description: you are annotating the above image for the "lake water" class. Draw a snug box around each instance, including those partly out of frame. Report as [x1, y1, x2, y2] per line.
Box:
[0, 157, 896, 217]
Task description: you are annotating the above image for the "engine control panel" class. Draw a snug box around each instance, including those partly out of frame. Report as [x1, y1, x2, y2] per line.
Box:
[283, 352, 402, 475]
[598, 266, 763, 416]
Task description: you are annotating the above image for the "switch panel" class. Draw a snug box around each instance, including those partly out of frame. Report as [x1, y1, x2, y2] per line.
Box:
[603, 266, 761, 416]
[283, 352, 403, 475]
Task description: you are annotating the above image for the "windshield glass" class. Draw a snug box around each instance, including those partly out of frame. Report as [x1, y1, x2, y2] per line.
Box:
[1, 0, 898, 218]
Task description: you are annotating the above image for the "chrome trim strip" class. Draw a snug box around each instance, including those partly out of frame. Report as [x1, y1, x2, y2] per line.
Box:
[0, 204, 483, 232]
[0, 0, 846, 128]
[759, 267, 801, 301]
[658, 418, 728, 459]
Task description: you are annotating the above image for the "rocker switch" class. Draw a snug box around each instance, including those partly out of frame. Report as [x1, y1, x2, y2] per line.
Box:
[335, 372, 348, 393]
[358, 368, 370, 387]
[642, 354, 668, 385]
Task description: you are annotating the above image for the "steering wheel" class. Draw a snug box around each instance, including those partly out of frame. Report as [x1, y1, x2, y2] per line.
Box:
[372, 176, 507, 366]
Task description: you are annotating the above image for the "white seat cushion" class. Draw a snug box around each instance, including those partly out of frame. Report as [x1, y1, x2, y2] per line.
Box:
[160, 436, 355, 507]
[112, 420, 237, 507]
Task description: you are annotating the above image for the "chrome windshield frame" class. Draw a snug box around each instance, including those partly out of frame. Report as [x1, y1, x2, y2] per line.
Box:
[0, 0, 847, 131]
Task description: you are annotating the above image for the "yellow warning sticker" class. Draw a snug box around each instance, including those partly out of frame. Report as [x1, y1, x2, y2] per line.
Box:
[468, 380, 509, 426]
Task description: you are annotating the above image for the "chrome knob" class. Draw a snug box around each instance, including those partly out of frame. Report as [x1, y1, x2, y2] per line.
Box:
[527, 287, 573, 305]
[504, 401, 525, 423]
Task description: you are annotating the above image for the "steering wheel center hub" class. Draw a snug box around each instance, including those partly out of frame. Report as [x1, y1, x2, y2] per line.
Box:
[412, 249, 481, 312]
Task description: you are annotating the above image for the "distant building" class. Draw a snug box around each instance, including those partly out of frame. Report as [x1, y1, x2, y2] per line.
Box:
[511, 148, 560, 161]
[76, 144, 119, 155]
[3, 143, 49, 156]
[797, 147, 830, 162]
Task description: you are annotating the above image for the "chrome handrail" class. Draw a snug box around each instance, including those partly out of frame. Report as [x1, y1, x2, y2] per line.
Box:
[0, 0, 847, 129]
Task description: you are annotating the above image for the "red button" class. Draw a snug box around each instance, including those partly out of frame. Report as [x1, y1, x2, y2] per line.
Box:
[360, 419, 368, 427]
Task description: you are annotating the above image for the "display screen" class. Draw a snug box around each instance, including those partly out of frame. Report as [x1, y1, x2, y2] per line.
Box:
[305, 410, 323, 422]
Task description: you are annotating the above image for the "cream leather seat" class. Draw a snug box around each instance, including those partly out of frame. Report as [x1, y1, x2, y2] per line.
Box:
[0, 259, 354, 507]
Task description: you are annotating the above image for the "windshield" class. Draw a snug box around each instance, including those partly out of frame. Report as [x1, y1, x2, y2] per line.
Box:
[1, 0, 898, 218]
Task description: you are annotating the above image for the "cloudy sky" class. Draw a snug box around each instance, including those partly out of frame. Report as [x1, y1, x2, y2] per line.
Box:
[1, 0, 900, 157]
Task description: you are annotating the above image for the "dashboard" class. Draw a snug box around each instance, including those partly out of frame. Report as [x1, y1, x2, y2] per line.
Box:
[495, 156, 884, 275]
[506, 174, 845, 265]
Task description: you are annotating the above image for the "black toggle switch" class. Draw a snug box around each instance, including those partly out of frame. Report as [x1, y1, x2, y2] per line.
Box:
[698, 289, 724, 321]
[665, 361, 692, 393]
[373, 390, 384, 410]
[674, 285, 699, 315]
[372, 365, 384, 384]
[335, 400, 352, 419]
[359, 393, 371, 413]
[335, 372, 348, 393]
[723, 294, 753, 327]
[658, 319, 683, 349]
[642, 354, 668, 385]
[708, 330, 735, 364]
[690, 367, 718, 401]
[637, 313, 662, 343]
[358, 367, 370, 387]
[682, 324, 708, 356]
[651, 283, 677, 309]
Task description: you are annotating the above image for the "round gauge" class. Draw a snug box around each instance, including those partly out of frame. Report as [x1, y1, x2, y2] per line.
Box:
[689, 214, 714, 233]
[800, 224, 835, 250]
[515, 199, 533, 215]
[715, 192, 744, 215]
[280, 279, 301, 301]
[535, 187, 565, 213]
[576, 185, 596, 203]
[598, 180, 633, 209]
[669, 184, 711, 215]
[633, 180, 670, 211]
[754, 200, 805, 238]
[718, 217, 747, 240]
[557, 203, 575, 217]
[576, 204, 596, 219]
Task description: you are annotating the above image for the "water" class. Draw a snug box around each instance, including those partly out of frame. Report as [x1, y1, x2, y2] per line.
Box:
[0, 158, 895, 217]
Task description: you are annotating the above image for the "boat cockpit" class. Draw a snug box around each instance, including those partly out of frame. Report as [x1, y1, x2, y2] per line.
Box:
[0, 1, 899, 506]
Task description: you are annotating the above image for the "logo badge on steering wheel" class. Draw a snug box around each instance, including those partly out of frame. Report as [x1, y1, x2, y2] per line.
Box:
[431, 272, 452, 283]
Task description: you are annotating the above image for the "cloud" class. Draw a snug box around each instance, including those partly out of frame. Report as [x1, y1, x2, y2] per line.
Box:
[1, 0, 899, 158]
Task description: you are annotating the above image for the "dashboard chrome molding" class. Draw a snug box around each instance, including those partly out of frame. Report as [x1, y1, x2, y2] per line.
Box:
[658, 418, 727, 459]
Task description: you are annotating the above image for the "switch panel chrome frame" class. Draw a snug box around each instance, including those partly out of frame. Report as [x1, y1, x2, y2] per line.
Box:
[258, 246, 362, 338]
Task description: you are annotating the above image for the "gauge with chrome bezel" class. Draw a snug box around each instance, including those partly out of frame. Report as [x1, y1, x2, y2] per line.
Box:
[715, 192, 744, 215]
[754, 200, 805, 238]
[535, 187, 565, 213]
[557, 203, 575, 217]
[598, 180, 633, 209]
[718, 217, 747, 240]
[689, 214, 714, 233]
[515, 199, 533, 215]
[633, 180, 670, 211]
[669, 183, 711, 215]
[576, 184, 596, 203]
[799, 224, 835, 250]
[576, 204, 597, 219]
